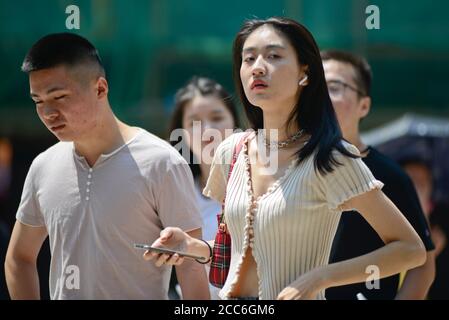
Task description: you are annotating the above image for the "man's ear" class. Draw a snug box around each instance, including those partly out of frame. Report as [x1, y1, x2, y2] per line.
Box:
[359, 96, 371, 119]
[96, 77, 108, 99]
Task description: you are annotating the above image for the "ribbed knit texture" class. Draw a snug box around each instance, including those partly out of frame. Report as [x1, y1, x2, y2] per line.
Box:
[204, 132, 383, 300]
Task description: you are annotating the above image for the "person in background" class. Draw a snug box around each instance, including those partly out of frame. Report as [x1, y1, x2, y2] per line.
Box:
[0, 138, 13, 299]
[322, 49, 435, 300]
[399, 157, 449, 299]
[168, 76, 240, 299]
[400, 158, 445, 256]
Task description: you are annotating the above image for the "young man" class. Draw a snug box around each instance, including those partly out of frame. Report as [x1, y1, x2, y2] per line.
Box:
[5, 33, 210, 299]
[322, 50, 435, 300]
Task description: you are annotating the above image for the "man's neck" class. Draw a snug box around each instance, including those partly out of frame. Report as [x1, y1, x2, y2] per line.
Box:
[74, 110, 135, 167]
[343, 129, 369, 155]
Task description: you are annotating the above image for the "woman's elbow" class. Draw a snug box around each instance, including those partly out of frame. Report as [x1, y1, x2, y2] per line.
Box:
[406, 238, 427, 269]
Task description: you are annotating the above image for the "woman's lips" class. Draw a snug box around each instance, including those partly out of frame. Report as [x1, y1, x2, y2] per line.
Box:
[251, 85, 268, 91]
[250, 79, 268, 90]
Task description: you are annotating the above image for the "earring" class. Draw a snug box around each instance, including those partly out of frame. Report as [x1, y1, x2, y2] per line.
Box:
[299, 75, 308, 86]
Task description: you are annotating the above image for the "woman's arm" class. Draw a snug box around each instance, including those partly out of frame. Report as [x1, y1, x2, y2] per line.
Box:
[322, 189, 426, 288]
[395, 250, 435, 299]
[278, 189, 426, 299]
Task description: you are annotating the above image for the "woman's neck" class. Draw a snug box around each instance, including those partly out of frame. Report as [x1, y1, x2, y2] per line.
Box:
[262, 109, 299, 142]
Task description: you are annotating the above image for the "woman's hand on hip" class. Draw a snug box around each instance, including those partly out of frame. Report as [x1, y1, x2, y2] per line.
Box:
[277, 268, 326, 300]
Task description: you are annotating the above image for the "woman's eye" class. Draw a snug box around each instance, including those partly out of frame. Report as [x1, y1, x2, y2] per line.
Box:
[244, 56, 255, 62]
[54, 95, 67, 100]
[268, 54, 280, 59]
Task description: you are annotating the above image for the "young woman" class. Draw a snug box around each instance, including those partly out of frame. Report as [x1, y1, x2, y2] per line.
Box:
[169, 76, 239, 241]
[168, 76, 239, 299]
[145, 17, 426, 300]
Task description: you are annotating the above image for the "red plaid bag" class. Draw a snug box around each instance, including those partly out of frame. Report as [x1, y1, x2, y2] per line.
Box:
[209, 133, 249, 288]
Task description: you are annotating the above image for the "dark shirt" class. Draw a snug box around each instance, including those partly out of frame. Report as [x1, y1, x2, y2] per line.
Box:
[326, 146, 435, 300]
[428, 203, 449, 300]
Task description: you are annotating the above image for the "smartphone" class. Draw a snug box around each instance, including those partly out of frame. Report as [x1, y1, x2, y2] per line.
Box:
[356, 293, 368, 300]
[133, 243, 207, 262]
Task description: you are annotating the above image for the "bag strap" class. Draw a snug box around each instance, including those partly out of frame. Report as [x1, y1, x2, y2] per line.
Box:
[219, 132, 252, 224]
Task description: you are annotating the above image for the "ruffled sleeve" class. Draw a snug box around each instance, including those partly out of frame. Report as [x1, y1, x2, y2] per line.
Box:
[318, 141, 384, 211]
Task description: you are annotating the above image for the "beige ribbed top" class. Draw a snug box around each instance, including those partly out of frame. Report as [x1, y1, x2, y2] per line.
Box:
[203, 132, 383, 300]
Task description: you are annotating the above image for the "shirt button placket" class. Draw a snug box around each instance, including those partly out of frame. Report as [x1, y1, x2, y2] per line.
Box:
[86, 168, 93, 201]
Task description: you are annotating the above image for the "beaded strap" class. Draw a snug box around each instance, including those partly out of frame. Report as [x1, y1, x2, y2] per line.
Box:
[219, 132, 252, 227]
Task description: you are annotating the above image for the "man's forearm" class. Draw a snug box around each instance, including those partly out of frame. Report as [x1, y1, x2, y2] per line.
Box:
[5, 259, 41, 299]
[176, 260, 210, 299]
[177, 228, 210, 299]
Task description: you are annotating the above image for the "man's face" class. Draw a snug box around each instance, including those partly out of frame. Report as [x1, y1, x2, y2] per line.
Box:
[29, 65, 100, 142]
[323, 59, 369, 135]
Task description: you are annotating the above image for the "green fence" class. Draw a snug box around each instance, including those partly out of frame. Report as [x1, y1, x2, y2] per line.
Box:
[1, 0, 448, 136]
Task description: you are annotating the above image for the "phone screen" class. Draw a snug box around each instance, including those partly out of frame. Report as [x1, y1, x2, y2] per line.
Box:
[133, 243, 207, 262]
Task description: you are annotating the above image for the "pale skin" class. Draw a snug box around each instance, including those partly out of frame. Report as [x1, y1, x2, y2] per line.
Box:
[145, 25, 426, 299]
[323, 59, 435, 299]
[182, 95, 236, 189]
[5, 64, 209, 299]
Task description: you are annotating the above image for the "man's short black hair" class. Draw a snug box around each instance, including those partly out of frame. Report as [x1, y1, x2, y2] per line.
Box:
[21, 32, 105, 76]
[321, 50, 372, 97]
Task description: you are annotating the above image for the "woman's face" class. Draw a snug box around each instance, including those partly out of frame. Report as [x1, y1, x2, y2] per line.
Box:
[182, 94, 235, 162]
[240, 24, 306, 111]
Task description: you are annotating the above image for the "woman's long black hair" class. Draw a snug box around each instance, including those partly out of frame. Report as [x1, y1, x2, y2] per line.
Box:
[232, 17, 358, 174]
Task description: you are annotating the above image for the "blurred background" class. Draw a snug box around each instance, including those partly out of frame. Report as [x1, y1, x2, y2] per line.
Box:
[0, 0, 448, 299]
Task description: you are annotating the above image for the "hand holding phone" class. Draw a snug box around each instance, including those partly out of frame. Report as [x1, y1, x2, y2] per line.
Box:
[134, 243, 207, 262]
